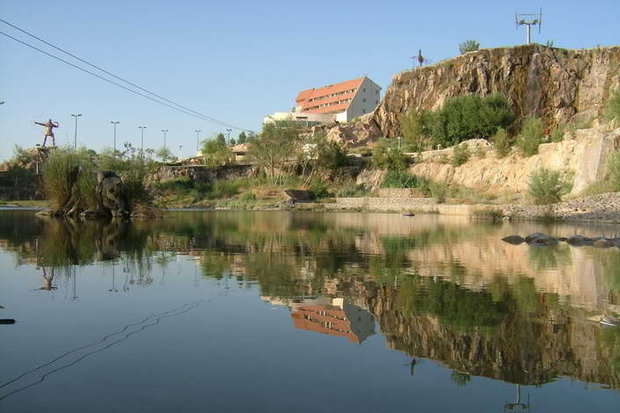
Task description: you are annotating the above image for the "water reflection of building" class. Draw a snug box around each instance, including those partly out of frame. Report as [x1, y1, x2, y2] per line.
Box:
[263, 296, 375, 343]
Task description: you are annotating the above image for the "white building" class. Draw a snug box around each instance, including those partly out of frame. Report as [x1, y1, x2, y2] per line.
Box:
[264, 76, 381, 125]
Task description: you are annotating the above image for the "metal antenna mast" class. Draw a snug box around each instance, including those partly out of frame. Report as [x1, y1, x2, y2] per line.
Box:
[515, 8, 543, 45]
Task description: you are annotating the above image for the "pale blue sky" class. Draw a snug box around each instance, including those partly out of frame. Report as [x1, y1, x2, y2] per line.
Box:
[0, 0, 618, 160]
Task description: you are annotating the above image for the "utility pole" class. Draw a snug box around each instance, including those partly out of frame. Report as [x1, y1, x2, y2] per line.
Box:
[71, 114, 82, 149]
[161, 129, 168, 149]
[138, 126, 147, 157]
[195, 129, 202, 153]
[111, 121, 120, 152]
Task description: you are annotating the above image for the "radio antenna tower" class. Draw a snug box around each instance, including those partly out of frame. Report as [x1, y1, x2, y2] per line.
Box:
[515, 8, 543, 45]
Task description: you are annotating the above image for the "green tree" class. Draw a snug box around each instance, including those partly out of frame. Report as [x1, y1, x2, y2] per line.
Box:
[459, 40, 480, 54]
[247, 121, 303, 183]
[155, 146, 178, 163]
[202, 139, 235, 168]
[216, 133, 226, 145]
[238, 131, 247, 144]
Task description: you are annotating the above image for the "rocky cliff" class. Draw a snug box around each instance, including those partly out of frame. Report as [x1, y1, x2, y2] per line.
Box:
[372, 44, 620, 138]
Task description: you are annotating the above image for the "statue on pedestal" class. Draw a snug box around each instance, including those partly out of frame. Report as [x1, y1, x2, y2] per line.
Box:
[34, 119, 59, 147]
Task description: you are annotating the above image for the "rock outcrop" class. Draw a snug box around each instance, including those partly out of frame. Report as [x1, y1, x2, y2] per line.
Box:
[373, 44, 620, 138]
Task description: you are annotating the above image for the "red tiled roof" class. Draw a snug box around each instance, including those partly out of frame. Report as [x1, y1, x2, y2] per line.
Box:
[295, 77, 365, 114]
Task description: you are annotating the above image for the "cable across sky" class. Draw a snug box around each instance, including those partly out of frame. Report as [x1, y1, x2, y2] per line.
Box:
[0, 18, 253, 132]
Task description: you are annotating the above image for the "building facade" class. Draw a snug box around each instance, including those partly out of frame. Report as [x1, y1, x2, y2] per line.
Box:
[264, 76, 381, 125]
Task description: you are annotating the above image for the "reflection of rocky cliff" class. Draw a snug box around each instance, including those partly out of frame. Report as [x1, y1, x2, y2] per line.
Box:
[334, 280, 620, 388]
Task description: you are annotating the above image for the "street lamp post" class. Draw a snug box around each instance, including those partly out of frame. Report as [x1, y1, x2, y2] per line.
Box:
[226, 128, 232, 144]
[138, 126, 147, 157]
[111, 121, 120, 152]
[194, 129, 202, 153]
[71, 114, 82, 149]
[161, 129, 168, 149]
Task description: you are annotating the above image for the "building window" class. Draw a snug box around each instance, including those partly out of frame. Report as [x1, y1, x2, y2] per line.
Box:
[376, 90, 379, 95]
[363, 98, 366, 102]
[363, 88, 366, 92]
[362, 109, 366, 113]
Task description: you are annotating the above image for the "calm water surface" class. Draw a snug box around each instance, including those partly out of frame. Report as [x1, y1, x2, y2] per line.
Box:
[1, 210, 619, 412]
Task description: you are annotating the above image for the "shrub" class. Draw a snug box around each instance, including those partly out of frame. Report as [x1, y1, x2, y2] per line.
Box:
[517, 117, 544, 157]
[371, 139, 408, 171]
[472, 208, 505, 222]
[459, 40, 480, 54]
[42, 148, 97, 210]
[606, 89, 620, 121]
[609, 151, 620, 191]
[336, 184, 369, 197]
[451, 143, 470, 166]
[429, 181, 447, 203]
[208, 180, 239, 199]
[493, 127, 512, 157]
[98, 146, 153, 207]
[549, 125, 565, 143]
[527, 168, 572, 204]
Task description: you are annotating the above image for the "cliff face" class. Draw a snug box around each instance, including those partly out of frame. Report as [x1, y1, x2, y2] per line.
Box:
[373, 45, 620, 138]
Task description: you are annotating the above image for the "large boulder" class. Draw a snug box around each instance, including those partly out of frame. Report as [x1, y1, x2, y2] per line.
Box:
[97, 171, 129, 217]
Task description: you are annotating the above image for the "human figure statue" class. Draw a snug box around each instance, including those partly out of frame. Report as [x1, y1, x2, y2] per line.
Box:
[34, 119, 59, 147]
[40, 268, 57, 291]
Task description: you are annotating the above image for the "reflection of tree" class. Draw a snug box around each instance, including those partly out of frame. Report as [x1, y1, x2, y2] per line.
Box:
[450, 370, 471, 386]
[527, 244, 572, 271]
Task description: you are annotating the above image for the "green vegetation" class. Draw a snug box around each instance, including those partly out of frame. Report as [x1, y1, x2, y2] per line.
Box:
[608, 151, 620, 191]
[401, 94, 514, 148]
[98, 144, 154, 208]
[472, 208, 505, 222]
[247, 121, 303, 183]
[202, 138, 235, 168]
[549, 125, 565, 143]
[42, 147, 97, 211]
[516, 117, 544, 157]
[492, 127, 512, 157]
[451, 143, 470, 166]
[527, 168, 572, 204]
[372, 138, 408, 170]
[606, 89, 620, 121]
[155, 146, 178, 163]
[459, 40, 480, 54]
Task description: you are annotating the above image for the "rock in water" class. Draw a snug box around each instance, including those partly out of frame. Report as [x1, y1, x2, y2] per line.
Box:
[566, 234, 593, 246]
[593, 239, 615, 248]
[525, 233, 549, 243]
[502, 235, 525, 245]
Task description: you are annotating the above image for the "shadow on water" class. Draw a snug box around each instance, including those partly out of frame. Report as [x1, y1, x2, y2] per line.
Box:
[1, 210, 620, 391]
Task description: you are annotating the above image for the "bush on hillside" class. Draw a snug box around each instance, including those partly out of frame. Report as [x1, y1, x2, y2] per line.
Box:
[492, 127, 512, 157]
[459, 40, 480, 54]
[517, 117, 544, 157]
[403, 94, 514, 148]
[527, 168, 572, 204]
[605, 89, 620, 122]
[451, 143, 470, 166]
[608, 151, 620, 191]
[371, 139, 408, 171]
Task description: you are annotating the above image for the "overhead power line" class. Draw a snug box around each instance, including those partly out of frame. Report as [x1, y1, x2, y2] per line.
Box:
[0, 19, 253, 132]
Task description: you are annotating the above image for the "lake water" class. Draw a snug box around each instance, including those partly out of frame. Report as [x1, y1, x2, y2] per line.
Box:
[1, 210, 619, 412]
